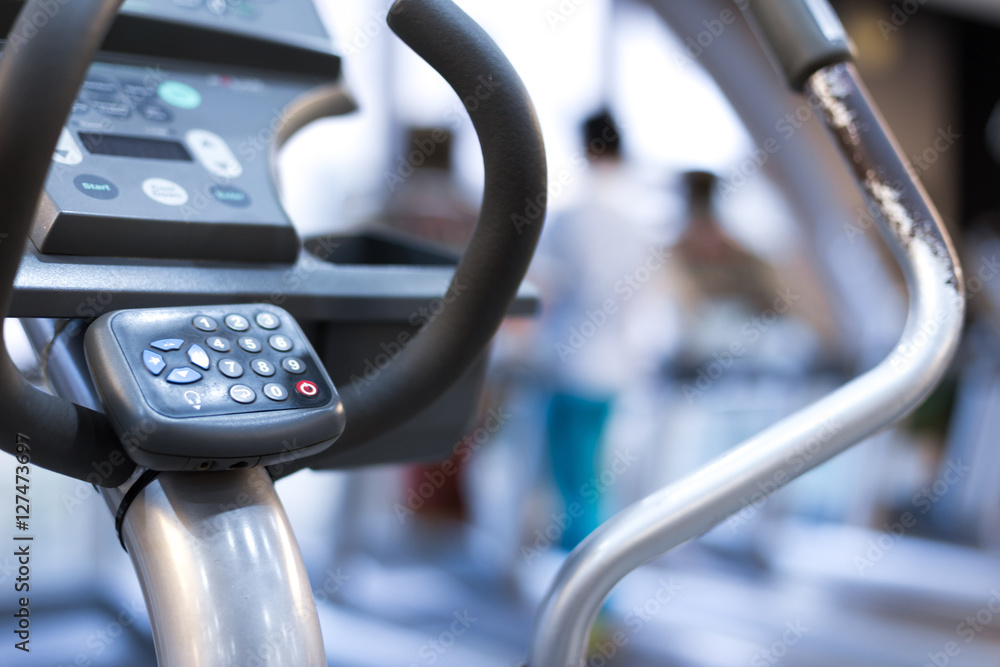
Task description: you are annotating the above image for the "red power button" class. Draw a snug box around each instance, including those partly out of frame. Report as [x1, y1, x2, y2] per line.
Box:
[295, 380, 319, 397]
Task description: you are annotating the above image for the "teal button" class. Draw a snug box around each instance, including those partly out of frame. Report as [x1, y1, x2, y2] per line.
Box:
[158, 81, 201, 110]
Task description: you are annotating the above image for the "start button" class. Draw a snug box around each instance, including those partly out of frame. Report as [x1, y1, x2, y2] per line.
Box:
[73, 174, 118, 200]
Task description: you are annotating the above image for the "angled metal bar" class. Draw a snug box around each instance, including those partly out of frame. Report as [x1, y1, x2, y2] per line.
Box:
[527, 59, 965, 667]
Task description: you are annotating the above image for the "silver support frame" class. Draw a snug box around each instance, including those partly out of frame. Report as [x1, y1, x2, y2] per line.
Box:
[19, 318, 326, 667]
[102, 470, 326, 667]
[527, 62, 965, 667]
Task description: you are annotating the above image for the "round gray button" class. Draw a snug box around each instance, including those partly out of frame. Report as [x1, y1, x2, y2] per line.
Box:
[229, 384, 255, 404]
[262, 383, 288, 401]
[281, 357, 306, 374]
[255, 312, 280, 329]
[192, 315, 218, 332]
[207, 336, 231, 352]
[268, 335, 293, 352]
[218, 358, 243, 378]
[225, 314, 250, 331]
[238, 337, 262, 353]
[142, 177, 188, 206]
[74, 174, 118, 200]
[251, 359, 275, 377]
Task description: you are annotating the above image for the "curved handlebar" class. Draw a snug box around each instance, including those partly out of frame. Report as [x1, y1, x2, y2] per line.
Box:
[527, 17, 965, 667]
[277, 0, 547, 474]
[0, 0, 134, 486]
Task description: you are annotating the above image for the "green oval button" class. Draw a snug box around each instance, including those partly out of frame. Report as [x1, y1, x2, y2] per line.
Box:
[158, 81, 201, 110]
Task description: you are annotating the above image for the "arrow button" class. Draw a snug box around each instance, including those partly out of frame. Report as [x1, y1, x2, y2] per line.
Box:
[142, 350, 166, 376]
[166, 367, 203, 384]
[187, 344, 210, 370]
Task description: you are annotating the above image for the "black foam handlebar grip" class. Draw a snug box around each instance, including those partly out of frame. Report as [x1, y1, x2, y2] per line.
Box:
[0, 0, 135, 486]
[280, 0, 547, 474]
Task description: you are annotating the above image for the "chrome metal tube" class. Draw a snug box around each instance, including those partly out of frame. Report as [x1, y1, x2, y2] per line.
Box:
[528, 62, 965, 667]
[101, 470, 326, 667]
[19, 319, 326, 666]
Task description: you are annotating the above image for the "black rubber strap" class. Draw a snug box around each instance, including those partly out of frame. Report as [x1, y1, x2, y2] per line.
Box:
[115, 469, 160, 552]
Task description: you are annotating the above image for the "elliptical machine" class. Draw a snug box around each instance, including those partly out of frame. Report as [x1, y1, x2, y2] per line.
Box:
[0, 0, 965, 664]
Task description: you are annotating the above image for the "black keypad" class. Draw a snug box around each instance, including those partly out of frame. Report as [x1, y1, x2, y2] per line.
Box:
[114, 307, 333, 419]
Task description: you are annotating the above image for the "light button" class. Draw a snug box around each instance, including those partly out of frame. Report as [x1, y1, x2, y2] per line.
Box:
[142, 178, 188, 206]
[187, 344, 210, 370]
[158, 81, 202, 110]
[186, 129, 243, 179]
[166, 367, 202, 384]
[142, 350, 166, 376]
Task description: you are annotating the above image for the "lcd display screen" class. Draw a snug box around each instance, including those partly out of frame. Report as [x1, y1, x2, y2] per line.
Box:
[78, 133, 193, 161]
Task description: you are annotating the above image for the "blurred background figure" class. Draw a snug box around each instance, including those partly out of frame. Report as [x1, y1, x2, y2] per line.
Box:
[530, 109, 670, 549]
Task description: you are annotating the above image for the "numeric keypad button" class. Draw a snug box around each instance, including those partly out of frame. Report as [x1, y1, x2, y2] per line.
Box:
[229, 385, 256, 404]
[238, 337, 262, 353]
[281, 357, 306, 374]
[255, 312, 280, 329]
[262, 383, 288, 401]
[219, 359, 244, 378]
[193, 316, 218, 332]
[207, 336, 230, 352]
[225, 314, 250, 331]
[268, 334, 293, 352]
[251, 359, 275, 377]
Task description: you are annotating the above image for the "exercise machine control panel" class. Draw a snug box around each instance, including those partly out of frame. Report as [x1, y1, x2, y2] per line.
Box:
[85, 304, 345, 471]
[30, 57, 332, 263]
